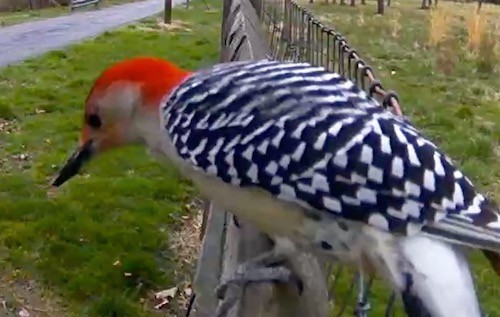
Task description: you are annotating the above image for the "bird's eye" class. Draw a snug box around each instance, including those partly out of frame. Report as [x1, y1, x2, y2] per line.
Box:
[86, 114, 102, 129]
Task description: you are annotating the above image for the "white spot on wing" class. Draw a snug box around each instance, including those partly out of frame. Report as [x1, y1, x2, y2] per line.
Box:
[265, 161, 278, 175]
[190, 138, 207, 157]
[271, 176, 283, 186]
[407, 145, 421, 167]
[393, 125, 408, 144]
[442, 197, 456, 211]
[367, 166, 384, 184]
[423, 169, 436, 191]
[351, 173, 367, 185]
[292, 142, 306, 161]
[368, 213, 389, 230]
[314, 132, 327, 150]
[486, 214, 500, 229]
[357, 187, 377, 204]
[434, 153, 445, 176]
[391, 156, 404, 178]
[279, 184, 296, 200]
[279, 155, 291, 168]
[452, 183, 464, 206]
[402, 200, 422, 218]
[242, 145, 255, 161]
[360, 145, 374, 165]
[206, 165, 218, 175]
[257, 139, 270, 154]
[312, 173, 329, 192]
[247, 163, 258, 182]
[405, 181, 421, 198]
[298, 182, 316, 194]
[342, 195, 360, 206]
[292, 122, 307, 139]
[380, 135, 392, 154]
[387, 207, 407, 220]
[323, 196, 342, 212]
[272, 130, 285, 147]
[434, 210, 447, 222]
[333, 154, 348, 168]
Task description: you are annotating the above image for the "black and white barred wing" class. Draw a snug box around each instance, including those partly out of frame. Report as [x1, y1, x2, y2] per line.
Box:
[161, 59, 500, 252]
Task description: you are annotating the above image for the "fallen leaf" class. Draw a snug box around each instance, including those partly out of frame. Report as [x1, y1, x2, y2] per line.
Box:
[154, 298, 169, 310]
[18, 308, 30, 317]
[155, 287, 177, 300]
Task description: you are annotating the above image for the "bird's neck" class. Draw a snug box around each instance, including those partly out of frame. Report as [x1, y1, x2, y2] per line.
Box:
[133, 110, 163, 149]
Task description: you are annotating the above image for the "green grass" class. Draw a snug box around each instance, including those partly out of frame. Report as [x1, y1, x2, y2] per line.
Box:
[0, 0, 219, 316]
[0, 0, 146, 27]
[301, 0, 500, 315]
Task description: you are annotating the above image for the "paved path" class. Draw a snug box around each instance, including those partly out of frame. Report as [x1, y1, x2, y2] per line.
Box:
[0, 0, 184, 67]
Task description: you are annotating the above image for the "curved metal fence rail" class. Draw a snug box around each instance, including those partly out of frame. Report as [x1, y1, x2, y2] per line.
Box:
[259, 0, 406, 315]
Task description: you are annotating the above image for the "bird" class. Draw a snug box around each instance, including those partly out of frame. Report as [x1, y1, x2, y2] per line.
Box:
[51, 56, 499, 317]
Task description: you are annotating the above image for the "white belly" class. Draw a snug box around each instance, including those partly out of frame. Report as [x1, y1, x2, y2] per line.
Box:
[149, 134, 366, 264]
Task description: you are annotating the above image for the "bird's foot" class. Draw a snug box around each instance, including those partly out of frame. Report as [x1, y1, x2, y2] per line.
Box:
[354, 271, 372, 317]
[214, 251, 303, 317]
[354, 301, 371, 317]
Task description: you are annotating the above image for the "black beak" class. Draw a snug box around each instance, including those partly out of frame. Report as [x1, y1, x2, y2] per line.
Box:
[52, 139, 94, 187]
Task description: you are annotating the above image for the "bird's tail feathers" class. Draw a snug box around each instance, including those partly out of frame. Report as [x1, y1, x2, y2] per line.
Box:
[422, 199, 500, 276]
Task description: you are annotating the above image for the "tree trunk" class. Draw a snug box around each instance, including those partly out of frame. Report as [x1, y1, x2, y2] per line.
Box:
[350, 0, 355, 6]
[377, 0, 384, 14]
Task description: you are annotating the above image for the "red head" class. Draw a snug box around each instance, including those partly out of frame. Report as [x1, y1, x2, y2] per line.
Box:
[52, 56, 191, 186]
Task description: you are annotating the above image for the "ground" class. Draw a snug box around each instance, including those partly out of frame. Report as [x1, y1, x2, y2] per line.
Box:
[1, 0, 499, 316]
[0, 0, 189, 67]
[298, 0, 500, 315]
[0, 0, 148, 27]
[0, 0, 219, 315]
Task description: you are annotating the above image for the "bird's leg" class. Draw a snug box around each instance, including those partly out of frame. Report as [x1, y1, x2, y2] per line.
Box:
[214, 238, 303, 317]
[354, 270, 372, 317]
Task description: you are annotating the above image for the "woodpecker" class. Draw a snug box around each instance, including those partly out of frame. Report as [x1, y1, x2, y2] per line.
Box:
[52, 56, 499, 316]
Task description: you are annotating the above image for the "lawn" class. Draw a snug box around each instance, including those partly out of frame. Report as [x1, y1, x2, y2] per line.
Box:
[299, 0, 500, 315]
[0, 0, 219, 315]
[0, 0, 147, 27]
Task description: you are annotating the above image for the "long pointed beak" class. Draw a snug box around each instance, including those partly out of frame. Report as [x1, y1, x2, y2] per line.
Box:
[52, 139, 95, 187]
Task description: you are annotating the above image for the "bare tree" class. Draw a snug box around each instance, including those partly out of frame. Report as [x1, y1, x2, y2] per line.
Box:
[421, 0, 430, 9]
[350, 0, 355, 6]
[377, 0, 384, 14]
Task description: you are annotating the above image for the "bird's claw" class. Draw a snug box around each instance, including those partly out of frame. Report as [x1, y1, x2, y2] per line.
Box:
[354, 301, 371, 317]
[214, 265, 303, 317]
[216, 265, 302, 299]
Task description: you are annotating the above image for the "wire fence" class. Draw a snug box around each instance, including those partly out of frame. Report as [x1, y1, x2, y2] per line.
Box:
[259, 0, 406, 315]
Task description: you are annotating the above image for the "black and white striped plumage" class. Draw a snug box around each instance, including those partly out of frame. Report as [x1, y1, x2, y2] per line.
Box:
[161, 59, 500, 251]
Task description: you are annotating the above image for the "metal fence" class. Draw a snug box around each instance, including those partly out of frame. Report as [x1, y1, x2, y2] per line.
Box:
[258, 0, 407, 315]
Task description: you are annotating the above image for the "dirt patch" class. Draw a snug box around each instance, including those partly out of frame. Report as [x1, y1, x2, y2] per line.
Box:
[0, 119, 18, 134]
[157, 19, 193, 32]
[144, 197, 204, 316]
[0, 275, 67, 317]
